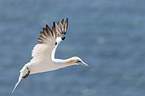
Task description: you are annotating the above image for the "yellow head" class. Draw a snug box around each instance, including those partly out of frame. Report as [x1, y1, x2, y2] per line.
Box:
[66, 56, 88, 67]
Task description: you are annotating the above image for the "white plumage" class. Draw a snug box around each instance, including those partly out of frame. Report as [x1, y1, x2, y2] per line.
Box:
[12, 18, 88, 93]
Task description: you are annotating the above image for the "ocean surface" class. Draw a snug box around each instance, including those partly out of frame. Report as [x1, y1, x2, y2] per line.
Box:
[0, 0, 145, 96]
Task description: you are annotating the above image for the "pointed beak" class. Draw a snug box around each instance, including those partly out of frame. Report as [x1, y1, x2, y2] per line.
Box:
[78, 61, 88, 67]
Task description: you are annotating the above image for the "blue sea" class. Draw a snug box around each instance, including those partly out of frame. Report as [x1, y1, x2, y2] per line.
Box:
[0, 0, 145, 96]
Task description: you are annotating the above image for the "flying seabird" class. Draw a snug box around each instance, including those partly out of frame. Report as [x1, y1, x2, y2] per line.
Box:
[12, 18, 88, 93]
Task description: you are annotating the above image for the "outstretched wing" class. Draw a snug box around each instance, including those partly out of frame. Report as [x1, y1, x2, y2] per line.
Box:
[30, 18, 68, 63]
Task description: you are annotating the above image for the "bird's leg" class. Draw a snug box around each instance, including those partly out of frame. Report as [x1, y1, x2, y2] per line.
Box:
[22, 67, 30, 79]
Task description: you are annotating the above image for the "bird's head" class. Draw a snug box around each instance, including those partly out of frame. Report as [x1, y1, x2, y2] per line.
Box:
[66, 56, 88, 67]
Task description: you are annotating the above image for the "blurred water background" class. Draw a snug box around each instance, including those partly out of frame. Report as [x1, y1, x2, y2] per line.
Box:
[0, 0, 145, 96]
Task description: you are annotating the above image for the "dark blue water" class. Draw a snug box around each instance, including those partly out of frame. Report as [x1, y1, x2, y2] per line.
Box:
[0, 0, 145, 96]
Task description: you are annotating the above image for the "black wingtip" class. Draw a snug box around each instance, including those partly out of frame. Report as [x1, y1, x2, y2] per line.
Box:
[66, 17, 68, 32]
[61, 18, 65, 23]
[53, 22, 55, 27]
[46, 24, 48, 28]
[43, 27, 46, 30]
[66, 17, 68, 22]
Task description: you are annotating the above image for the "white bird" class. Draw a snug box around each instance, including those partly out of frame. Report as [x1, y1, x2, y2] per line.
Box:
[12, 18, 88, 93]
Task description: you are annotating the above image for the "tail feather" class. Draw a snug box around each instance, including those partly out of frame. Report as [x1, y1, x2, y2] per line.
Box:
[12, 65, 30, 93]
[12, 73, 23, 93]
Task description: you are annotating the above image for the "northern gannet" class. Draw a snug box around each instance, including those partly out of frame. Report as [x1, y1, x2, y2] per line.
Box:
[12, 18, 88, 93]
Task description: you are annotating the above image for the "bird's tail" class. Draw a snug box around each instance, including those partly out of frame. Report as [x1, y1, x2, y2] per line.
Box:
[12, 73, 23, 93]
[12, 65, 29, 93]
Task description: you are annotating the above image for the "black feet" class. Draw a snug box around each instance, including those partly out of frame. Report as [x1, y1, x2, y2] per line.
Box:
[22, 67, 30, 79]
[62, 37, 65, 40]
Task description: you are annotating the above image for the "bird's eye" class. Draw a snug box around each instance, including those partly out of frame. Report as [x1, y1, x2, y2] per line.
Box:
[76, 60, 81, 63]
